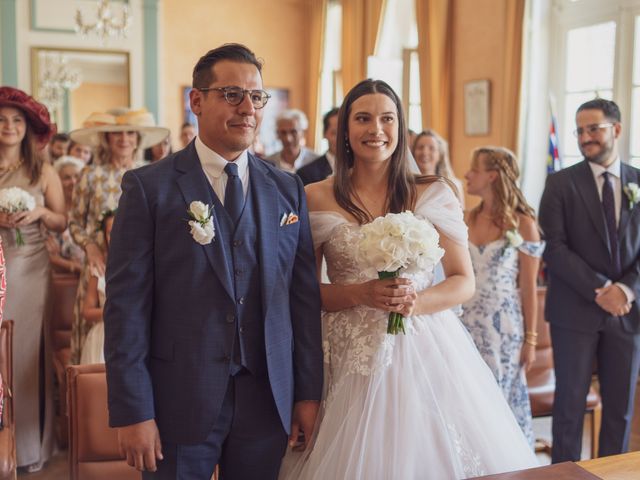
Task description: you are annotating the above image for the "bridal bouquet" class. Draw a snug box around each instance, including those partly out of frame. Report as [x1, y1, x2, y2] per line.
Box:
[0, 187, 36, 246]
[358, 211, 444, 334]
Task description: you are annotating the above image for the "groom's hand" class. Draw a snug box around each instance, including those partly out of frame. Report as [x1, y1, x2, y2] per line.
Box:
[117, 419, 163, 472]
[289, 400, 320, 452]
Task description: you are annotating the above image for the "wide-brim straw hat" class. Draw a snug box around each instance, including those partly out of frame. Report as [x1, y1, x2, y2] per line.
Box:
[0, 86, 56, 149]
[70, 108, 170, 149]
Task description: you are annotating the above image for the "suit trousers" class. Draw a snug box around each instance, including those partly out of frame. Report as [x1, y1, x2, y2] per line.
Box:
[551, 318, 640, 463]
[143, 370, 288, 480]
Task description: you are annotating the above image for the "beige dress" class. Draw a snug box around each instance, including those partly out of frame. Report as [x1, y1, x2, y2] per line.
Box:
[69, 162, 133, 364]
[0, 168, 55, 467]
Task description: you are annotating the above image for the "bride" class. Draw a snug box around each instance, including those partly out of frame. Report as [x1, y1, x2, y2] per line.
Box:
[279, 79, 539, 479]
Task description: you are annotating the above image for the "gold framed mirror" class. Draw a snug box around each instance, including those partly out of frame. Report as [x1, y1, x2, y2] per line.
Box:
[31, 47, 131, 132]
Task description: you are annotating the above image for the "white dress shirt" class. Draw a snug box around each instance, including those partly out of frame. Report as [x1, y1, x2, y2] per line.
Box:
[587, 157, 635, 302]
[195, 135, 249, 204]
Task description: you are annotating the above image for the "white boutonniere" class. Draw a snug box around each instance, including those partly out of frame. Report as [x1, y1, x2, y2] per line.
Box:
[187, 201, 215, 245]
[623, 182, 640, 210]
[505, 229, 524, 248]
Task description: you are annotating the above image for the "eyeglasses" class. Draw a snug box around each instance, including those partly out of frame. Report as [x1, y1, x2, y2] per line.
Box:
[573, 123, 615, 137]
[198, 86, 271, 109]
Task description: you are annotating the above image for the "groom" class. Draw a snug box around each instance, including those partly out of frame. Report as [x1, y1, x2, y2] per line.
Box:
[104, 44, 323, 479]
[539, 99, 640, 462]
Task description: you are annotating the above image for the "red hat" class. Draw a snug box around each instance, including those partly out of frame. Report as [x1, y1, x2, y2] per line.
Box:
[0, 86, 56, 149]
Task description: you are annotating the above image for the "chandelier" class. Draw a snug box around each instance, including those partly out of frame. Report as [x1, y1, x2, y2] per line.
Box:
[37, 53, 82, 113]
[75, 0, 132, 43]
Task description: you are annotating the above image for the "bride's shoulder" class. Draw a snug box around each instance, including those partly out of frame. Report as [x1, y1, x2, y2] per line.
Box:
[415, 176, 455, 201]
[305, 177, 336, 212]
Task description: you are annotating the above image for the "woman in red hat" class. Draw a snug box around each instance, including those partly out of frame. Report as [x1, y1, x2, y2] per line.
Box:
[0, 86, 66, 472]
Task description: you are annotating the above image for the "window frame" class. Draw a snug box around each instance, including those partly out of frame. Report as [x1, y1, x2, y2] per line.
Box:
[550, 0, 640, 167]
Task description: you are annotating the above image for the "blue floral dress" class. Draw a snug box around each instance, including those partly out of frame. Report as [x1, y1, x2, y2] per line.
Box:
[461, 238, 545, 447]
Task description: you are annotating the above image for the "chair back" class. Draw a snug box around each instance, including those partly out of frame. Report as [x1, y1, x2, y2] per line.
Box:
[67, 363, 139, 480]
[0, 321, 15, 479]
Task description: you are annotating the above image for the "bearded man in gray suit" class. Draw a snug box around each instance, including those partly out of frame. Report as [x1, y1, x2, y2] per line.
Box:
[539, 99, 640, 462]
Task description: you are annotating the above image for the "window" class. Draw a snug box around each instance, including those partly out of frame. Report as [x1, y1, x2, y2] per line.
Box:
[552, 0, 640, 168]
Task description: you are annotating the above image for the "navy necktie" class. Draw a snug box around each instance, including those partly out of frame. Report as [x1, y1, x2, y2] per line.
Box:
[224, 162, 244, 224]
[602, 171, 621, 277]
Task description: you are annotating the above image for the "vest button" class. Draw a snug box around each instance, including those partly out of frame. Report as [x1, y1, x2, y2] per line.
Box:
[223, 355, 231, 362]
[225, 313, 234, 323]
[233, 240, 243, 247]
[239, 327, 245, 334]
[235, 269, 243, 276]
[238, 297, 244, 305]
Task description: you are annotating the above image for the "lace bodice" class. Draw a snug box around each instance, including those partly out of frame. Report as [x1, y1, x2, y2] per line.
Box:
[310, 182, 469, 391]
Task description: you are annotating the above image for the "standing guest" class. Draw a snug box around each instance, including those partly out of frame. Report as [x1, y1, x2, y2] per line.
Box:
[104, 43, 322, 479]
[297, 108, 338, 185]
[67, 140, 93, 164]
[179, 121, 196, 148]
[539, 98, 640, 462]
[279, 79, 537, 479]
[0, 87, 66, 472]
[47, 156, 85, 274]
[461, 146, 543, 445]
[144, 134, 173, 163]
[80, 209, 115, 365]
[49, 132, 70, 161]
[267, 109, 318, 173]
[412, 129, 465, 207]
[68, 108, 168, 364]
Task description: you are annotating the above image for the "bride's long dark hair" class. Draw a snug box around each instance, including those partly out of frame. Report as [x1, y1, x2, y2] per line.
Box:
[333, 79, 440, 224]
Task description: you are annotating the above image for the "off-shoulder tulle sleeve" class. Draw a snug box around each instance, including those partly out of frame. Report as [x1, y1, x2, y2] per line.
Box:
[309, 212, 349, 251]
[414, 181, 468, 247]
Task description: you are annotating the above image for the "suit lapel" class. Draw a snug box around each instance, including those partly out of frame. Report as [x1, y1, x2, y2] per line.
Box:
[618, 162, 634, 238]
[249, 155, 279, 315]
[575, 160, 610, 251]
[175, 146, 234, 300]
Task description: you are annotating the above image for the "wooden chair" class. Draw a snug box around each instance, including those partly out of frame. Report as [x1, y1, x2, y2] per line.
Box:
[49, 272, 79, 447]
[67, 363, 139, 480]
[527, 287, 602, 458]
[0, 321, 16, 479]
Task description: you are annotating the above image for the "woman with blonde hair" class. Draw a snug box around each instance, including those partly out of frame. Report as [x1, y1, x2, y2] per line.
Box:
[462, 146, 544, 446]
[68, 109, 169, 363]
[412, 129, 465, 206]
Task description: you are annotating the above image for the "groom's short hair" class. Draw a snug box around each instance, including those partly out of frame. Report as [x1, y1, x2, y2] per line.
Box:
[577, 98, 621, 123]
[192, 43, 263, 90]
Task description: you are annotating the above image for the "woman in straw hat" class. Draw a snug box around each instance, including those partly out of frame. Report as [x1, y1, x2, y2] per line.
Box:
[68, 108, 169, 364]
[0, 86, 66, 471]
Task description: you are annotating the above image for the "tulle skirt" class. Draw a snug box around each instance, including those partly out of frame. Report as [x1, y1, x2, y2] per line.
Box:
[279, 309, 539, 480]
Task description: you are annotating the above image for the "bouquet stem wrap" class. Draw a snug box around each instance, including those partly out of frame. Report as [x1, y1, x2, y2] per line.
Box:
[15, 228, 24, 247]
[379, 269, 405, 334]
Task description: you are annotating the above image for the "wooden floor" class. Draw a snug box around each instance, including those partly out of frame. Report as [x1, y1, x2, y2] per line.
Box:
[18, 379, 640, 479]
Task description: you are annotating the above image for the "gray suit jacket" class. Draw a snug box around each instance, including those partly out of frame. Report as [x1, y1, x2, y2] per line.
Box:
[539, 160, 640, 333]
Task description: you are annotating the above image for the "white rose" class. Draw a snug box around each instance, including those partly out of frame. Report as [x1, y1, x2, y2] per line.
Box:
[189, 218, 215, 245]
[189, 201, 209, 221]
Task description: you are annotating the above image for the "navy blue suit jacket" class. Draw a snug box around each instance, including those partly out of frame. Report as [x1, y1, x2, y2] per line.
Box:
[296, 154, 332, 186]
[104, 144, 323, 444]
[539, 160, 640, 333]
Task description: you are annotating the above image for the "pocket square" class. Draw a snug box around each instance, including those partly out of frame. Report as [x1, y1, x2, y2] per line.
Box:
[280, 212, 299, 226]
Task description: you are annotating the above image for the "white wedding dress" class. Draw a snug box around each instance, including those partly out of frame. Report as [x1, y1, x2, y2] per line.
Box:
[279, 182, 538, 480]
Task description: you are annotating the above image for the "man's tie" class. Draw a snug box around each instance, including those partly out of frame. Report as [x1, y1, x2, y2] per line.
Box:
[224, 162, 244, 224]
[602, 171, 621, 277]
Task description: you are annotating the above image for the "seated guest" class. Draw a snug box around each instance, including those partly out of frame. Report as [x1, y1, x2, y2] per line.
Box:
[412, 129, 465, 207]
[67, 140, 93, 164]
[297, 108, 338, 185]
[267, 109, 318, 172]
[49, 132, 70, 161]
[144, 134, 172, 162]
[179, 121, 196, 148]
[47, 156, 85, 274]
[80, 209, 114, 365]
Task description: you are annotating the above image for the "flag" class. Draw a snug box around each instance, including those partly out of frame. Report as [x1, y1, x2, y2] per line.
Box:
[547, 115, 560, 174]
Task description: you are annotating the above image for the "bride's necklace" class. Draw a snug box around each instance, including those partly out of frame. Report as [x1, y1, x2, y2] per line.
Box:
[0, 159, 23, 176]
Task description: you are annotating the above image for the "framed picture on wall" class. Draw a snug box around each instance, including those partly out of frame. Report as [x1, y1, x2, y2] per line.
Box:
[259, 88, 289, 156]
[464, 79, 490, 136]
